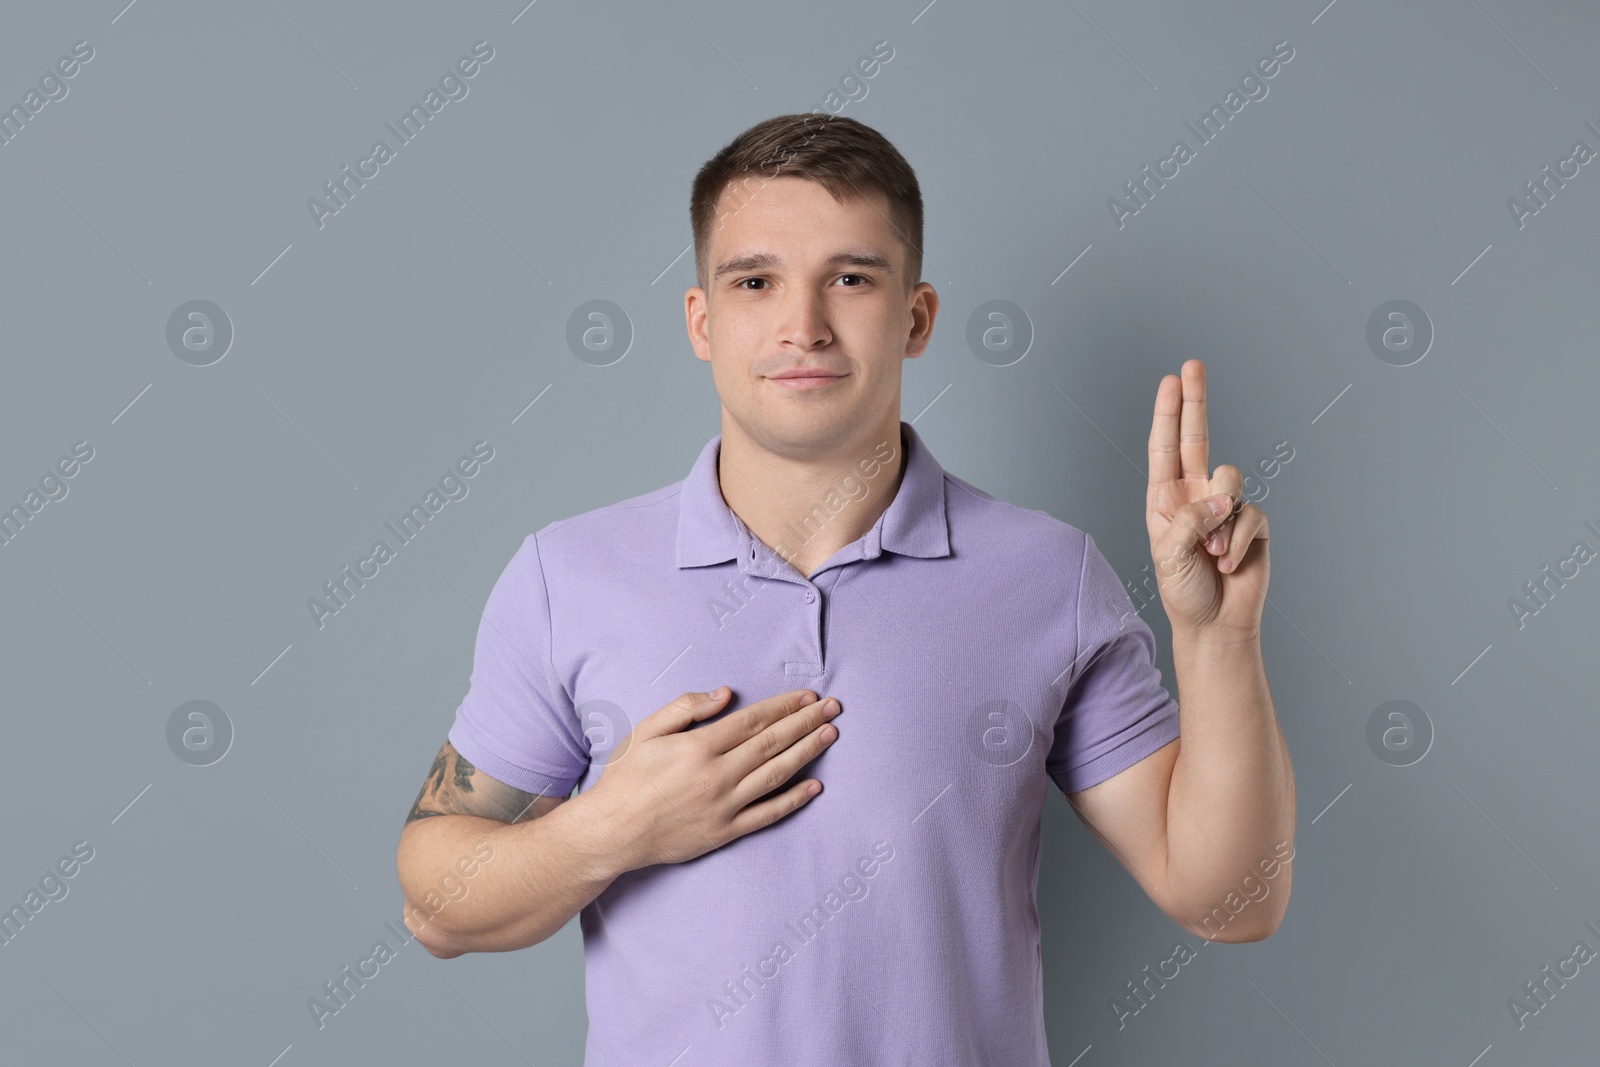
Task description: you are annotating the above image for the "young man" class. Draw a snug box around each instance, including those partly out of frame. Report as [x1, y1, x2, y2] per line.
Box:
[396, 113, 1294, 1065]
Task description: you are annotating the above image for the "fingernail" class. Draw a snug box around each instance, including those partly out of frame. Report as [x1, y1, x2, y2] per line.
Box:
[1208, 494, 1231, 516]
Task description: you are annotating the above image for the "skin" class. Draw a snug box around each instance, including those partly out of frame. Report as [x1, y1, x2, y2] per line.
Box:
[396, 689, 843, 957]
[1068, 360, 1295, 942]
[684, 175, 937, 579]
[396, 172, 1294, 956]
[686, 176, 1294, 940]
[404, 742, 553, 827]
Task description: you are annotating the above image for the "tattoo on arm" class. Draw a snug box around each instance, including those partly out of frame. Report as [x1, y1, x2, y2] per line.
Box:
[405, 740, 550, 826]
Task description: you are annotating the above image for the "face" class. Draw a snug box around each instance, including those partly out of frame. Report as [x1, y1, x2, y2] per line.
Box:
[685, 175, 937, 460]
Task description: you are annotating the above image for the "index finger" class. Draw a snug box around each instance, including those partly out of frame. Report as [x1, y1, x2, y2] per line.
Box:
[1178, 359, 1209, 482]
[1148, 372, 1182, 486]
[696, 688, 824, 753]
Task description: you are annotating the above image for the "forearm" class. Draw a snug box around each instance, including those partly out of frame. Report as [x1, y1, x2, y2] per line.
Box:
[1162, 628, 1295, 938]
[397, 790, 629, 956]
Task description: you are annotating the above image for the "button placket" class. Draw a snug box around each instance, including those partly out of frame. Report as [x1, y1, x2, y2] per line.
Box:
[814, 567, 847, 669]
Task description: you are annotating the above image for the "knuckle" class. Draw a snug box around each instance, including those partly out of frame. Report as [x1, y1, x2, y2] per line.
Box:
[729, 720, 761, 752]
[742, 733, 769, 763]
[771, 726, 800, 758]
[680, 735, 714, 767]
[685, 772, 719, 803]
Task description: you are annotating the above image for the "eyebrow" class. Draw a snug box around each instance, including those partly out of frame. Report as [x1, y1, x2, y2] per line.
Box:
[712, 249, 895, 280]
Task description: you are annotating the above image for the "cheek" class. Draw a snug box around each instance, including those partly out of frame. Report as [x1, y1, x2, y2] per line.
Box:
[709, 304, 765, 349]
[702, 311, 752, 371]
[862, 314, 909, 376]
[704, 328, 766, 406]
[873, 300, 912, 349]
[831, 297, 894, 352]
[707, 356, 747, 403]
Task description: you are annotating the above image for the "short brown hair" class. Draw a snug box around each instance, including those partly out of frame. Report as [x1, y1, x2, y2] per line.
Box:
[690, 113, 924, 293]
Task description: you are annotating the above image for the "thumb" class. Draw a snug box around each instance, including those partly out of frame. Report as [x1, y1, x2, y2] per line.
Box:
[1156, 493, 1237, 580]
[642, 687, 733, 738]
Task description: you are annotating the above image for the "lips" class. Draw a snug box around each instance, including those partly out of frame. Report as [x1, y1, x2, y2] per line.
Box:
[767, 368, 847, 391]
[769, 368, 846, 380]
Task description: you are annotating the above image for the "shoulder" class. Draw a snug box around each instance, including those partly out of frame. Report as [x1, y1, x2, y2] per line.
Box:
[941, 469, 1093, 564]
[938, 470, 1141, 657]
[522, 478, 685, 577]
[937, 470, 1114, 625]
[536, 478, 682, 539]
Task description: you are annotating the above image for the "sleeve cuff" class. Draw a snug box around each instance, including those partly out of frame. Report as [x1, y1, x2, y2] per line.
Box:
[1057, 702, 1180, 794]
[447, 720, 584, 798]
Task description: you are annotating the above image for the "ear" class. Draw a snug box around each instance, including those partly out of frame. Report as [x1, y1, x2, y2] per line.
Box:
[685, 286, 711, 364]
[903, 282, 938, 359]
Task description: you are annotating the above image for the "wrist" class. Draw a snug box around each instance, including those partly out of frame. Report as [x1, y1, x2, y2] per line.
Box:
[554, 786, 639, 883]
[1170, 622, 1261, 655]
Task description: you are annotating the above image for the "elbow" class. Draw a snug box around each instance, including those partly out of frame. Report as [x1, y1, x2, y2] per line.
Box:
[1171, 891, 1290, 944]
[1206, 915, 1282, 943]
[419, 936, 468, 960]
[1178, 914, 1280, 944]
[400, 901, 471, 958]
[394, 875, 553, 958]
[395, 841, 472, 958]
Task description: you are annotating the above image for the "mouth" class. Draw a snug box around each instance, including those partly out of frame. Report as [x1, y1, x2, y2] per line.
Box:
[767, 371, 848, 391]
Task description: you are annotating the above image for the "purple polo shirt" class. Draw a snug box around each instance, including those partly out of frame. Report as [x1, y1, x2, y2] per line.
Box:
[447, 420, 1180, 1066]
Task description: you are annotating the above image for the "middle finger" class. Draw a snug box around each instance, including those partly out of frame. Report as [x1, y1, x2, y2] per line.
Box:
[725, 695, 840, 783]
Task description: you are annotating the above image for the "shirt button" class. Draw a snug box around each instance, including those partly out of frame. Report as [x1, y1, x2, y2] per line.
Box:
[804, 590, 816, 603]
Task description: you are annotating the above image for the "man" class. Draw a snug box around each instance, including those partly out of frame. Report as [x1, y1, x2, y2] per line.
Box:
[396, 112, 1294, 1065]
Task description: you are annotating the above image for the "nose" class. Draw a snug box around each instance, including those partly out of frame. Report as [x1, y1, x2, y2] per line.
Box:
[775, 286, 832, 351]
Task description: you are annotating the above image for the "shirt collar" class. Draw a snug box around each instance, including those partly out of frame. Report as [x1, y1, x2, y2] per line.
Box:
[676, 420, 950, 570]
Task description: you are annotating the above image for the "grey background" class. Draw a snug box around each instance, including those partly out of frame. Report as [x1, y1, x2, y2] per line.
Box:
[1, 0, 1595, 1063]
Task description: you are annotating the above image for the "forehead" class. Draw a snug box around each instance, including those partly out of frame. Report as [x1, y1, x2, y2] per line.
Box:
[707, 175, 897, 269]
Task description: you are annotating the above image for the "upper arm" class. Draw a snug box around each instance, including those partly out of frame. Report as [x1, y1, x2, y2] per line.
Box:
[1050, 530, 1182, 911]
[1067, 736, 1179, 915]
[404, 738, 568, 829]
[444, 533, 592, 799]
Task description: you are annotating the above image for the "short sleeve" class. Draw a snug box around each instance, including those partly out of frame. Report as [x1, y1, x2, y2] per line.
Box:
[1046, 531, 1180, 795]
[447, 533, 590, 797]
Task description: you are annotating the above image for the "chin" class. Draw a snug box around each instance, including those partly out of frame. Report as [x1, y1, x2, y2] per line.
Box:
[753, 409, 851, 450]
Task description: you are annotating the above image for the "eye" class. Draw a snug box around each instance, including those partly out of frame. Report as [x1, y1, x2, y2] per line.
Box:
[736, 277, 769, 290]
[835, 273, 869, 287]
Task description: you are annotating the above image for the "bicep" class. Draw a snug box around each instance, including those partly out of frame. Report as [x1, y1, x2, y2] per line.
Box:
[1066, 736, 1179, 913]
[405, 739, 568, 827]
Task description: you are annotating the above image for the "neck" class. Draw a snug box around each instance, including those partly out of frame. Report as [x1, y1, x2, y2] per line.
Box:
[716, 413, 907, 580]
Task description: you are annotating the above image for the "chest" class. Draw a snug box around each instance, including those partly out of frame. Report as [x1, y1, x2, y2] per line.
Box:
[561, 558, 1069, 841]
